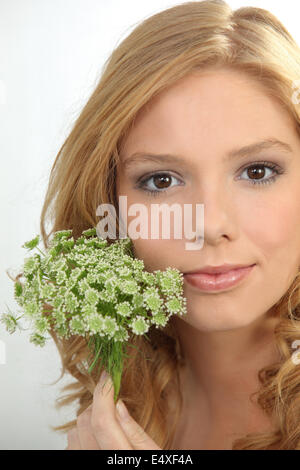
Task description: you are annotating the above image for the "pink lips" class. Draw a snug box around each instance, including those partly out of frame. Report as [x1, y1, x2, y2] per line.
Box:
[184, 265, 255, 292]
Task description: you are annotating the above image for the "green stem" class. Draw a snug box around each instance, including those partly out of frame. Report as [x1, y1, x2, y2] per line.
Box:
[87, 335, 125, 403]
[36, 247, 45, 257]
[111, 362, 123, 402]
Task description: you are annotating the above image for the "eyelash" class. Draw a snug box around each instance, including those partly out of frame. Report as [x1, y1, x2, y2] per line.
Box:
[135, 161, 284, 197]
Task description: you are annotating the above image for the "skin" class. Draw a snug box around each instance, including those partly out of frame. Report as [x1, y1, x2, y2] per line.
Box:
[67, 67, 300, 449]
[66, 371, 161, 450]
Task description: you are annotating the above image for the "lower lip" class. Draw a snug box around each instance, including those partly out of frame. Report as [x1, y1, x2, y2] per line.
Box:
[184, 265, 255, 292]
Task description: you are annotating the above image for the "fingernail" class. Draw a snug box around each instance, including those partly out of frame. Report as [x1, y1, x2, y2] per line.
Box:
[116, 399, 129, 421]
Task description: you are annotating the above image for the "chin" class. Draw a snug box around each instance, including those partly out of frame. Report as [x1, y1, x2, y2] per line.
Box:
[176, 309, 259, 333]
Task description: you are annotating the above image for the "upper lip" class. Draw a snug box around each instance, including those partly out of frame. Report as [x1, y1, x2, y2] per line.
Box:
[184, 263, 255, 275]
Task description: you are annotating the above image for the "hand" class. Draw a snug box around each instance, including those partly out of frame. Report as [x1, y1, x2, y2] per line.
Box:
[65, 371, 162, 450]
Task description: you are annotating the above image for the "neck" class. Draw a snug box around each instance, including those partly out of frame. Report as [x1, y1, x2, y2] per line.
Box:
[171, 311, 282, 411]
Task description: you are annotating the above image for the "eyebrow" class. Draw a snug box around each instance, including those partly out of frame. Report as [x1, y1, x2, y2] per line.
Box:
[122, 138, 293, 169]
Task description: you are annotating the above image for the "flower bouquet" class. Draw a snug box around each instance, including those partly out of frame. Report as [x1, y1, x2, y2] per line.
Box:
[0, 228, 187, 402]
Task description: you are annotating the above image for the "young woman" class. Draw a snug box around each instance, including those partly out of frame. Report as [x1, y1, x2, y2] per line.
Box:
[38, 0, 300, 449]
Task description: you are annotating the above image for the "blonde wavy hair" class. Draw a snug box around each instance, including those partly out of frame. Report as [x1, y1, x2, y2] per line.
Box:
[17, 0, 300, 449]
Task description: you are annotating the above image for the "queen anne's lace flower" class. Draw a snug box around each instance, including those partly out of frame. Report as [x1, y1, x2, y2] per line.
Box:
[151, 312, 168, 328]
[102, 316, 119, 337]
[143, 286, 163, 314]
[166, 296, 187, 316]
[0, 312, 18, 333]
[129, 315, 150, 335]
[1, 227, 187, 402]
[24, 300, 42, 317]
[85, 288, 100, 306]
[23, 255, 41, 276]
[64, 291, 80, 313]
[119, 279, 140, 295]
[116, 301, 132, 317]
[52, 308, 66, 326]
[85, 313, 105, 334]
[34, 314, 51, 334]
[69, 316, 86, 335]
[30, 332, 47, 347]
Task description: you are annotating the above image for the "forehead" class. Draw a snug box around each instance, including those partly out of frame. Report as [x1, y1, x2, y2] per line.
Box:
[120, 69, 297, 157]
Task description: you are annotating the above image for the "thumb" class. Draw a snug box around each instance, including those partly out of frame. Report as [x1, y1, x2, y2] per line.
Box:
[115, 399, 161, 450]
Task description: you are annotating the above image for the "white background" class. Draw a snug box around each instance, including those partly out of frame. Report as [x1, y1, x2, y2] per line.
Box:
[0, 0, 299, 450]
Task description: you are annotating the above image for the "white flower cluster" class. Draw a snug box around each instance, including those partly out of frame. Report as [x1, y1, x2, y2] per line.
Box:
[0, 228, 187, 348]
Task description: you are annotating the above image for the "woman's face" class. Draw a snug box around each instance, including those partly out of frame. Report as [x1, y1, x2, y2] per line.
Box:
[115, 68, 300, 333]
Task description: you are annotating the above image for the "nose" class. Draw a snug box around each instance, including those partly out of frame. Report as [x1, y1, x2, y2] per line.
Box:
[189, 184, 238, 247]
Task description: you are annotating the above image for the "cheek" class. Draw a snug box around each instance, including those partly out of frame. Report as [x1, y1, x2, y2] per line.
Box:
[131, 238, 177, 272]
[244, 195, 300, 270]
[116, 189, 183, 271]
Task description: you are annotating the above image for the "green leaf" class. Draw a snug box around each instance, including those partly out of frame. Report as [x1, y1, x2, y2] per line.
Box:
[22, 235, 40, 251]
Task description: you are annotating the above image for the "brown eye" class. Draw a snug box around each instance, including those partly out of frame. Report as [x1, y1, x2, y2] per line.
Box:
[152, 174, 172, 189]
[246, 165, 266, 180]
[239, 161, 282, 186]
[136, 172, 183, 196]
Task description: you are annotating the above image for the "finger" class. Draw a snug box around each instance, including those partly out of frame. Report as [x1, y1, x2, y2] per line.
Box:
[116, 399, 161, 450]
[66, 427, 82, 450]
[91, 372, 133, 450]
[76, 404, 101, 450]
